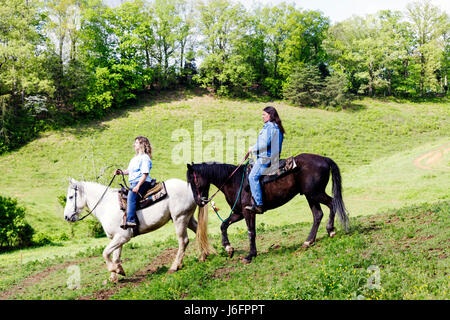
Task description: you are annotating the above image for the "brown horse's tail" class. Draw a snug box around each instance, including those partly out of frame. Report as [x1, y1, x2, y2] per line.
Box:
[196, 205, 216, 261]
[326, 157, 350, 232]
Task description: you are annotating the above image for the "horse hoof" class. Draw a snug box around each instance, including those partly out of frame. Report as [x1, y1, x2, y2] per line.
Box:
[241, 257, 251, 264]
[302, 241, 313, 248]
[168, 268, 177, 274]
[116, 265, 126, 276]
[225, 245, 234, 258]
[329, 231, 336, 238]
[109, 273, 119, 283]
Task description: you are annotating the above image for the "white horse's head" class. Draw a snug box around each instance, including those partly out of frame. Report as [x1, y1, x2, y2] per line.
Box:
[64, 178, 87, 222]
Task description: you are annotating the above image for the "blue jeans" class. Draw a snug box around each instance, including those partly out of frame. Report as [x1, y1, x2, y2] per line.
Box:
[248, 161, 270, 206]
[127, 181, 152, 223]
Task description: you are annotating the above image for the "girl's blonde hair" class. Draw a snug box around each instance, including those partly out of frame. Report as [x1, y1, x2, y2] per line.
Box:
[135, 136, 153, 159]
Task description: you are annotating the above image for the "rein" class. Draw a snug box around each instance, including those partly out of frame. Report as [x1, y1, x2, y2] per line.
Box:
[199, 152, 250, 205]
[75, 173, 118, 221]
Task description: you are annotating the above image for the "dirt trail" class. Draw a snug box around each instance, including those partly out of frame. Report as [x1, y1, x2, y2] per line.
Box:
[413, 142, 450, 171]
[0, 257, 96, 300]
[78, 247, 178, 300]
[0, 247, 178, 300]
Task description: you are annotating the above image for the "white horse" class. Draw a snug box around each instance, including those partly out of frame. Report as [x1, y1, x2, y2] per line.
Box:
[63, 178, 213, 283]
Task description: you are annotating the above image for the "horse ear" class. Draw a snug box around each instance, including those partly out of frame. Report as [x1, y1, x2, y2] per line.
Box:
[69, 178, 77, 186]
[187, 163, 192, 170]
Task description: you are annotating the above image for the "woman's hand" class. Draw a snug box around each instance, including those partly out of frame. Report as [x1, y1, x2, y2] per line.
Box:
[115, 169, 128, 175]
[132, 185, 140, 193]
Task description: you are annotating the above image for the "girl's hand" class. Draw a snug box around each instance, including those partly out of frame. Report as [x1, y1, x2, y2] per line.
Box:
[114, 169, 121, 175]
[132, 186, 140, 193]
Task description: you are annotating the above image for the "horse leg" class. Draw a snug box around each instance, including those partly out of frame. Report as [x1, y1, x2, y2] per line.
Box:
[169, 218, 190, 273]
[242, 211, 257, 264]
[321, 193, 336, 237]
[103, 233, 130, 282]
[112, 247, 126, 276]
[303, 195, 324, 248]
[312, 192, 336, 237]
[220, 212, 244, 258]
[187, 215, 198, 233]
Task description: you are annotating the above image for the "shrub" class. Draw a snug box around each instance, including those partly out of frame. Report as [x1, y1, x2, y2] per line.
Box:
[32, 232, 52, 246]
[86, 218, 106, 238]
[263, 77, 283, 98]
[283, 65, 355, 109]
[322, 72, 354, 108]
[0, 195, 34, 250]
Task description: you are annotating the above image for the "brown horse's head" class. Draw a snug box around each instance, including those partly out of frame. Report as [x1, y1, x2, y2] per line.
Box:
[186, 163, 211, 207]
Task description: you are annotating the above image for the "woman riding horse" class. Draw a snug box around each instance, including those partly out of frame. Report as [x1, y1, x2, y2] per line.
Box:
[114, 136, 153, 228]
[246, 106, 285, 214]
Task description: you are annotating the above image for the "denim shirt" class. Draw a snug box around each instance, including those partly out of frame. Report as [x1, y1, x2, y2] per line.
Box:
[251, 121, 283, 163]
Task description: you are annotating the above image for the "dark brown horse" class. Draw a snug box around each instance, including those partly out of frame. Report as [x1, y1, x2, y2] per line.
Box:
[186, 153, 349, 263]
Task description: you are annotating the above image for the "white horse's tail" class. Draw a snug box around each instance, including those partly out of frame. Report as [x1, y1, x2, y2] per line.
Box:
[196, 205, 215, 261]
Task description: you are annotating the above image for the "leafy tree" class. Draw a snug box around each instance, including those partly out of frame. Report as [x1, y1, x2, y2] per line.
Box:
[377, 10, 415, 96]
[195, 0, 250, 94]
[0, 0, 54, 152]
[279, 9, 330, 79]
[151, 0, 184, 87]
[257, 3, 294, 97]
[406, 0, 448, 96]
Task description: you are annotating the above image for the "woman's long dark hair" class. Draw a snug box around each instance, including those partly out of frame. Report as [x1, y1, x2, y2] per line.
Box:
[264, 106, 285, 134]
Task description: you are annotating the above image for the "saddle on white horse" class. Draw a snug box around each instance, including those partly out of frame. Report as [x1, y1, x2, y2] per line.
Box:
[118, 180, 168, 232]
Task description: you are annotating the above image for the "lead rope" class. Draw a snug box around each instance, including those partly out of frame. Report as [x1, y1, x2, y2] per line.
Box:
[211, 161, 248, 223]
[204, 152, 250, 204]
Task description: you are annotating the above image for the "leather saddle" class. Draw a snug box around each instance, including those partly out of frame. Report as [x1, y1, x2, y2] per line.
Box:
[246, 156, 298, 185]
[118, 179, 168, 212]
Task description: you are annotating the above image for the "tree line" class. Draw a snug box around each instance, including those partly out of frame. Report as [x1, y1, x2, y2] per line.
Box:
[0, 0, 448, 153]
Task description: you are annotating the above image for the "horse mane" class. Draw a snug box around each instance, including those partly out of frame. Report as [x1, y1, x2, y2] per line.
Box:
[192, 162, 240, 184]
[76, 181, 119, 198]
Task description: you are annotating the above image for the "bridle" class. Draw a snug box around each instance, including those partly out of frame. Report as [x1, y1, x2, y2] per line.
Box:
[191, 152, 250, 206]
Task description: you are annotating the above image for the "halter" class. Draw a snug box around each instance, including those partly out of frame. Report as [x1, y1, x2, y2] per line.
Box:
[72, 174, 118, 221]
[73, 185, 79, 216]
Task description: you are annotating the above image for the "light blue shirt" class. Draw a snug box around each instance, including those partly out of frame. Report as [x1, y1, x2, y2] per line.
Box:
[127, 153, 152, 184]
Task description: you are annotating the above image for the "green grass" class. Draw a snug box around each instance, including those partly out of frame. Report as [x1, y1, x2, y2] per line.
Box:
[0, 91, 448, 239]
[0, 90, 448, 299]
[0, 201, 447, 300]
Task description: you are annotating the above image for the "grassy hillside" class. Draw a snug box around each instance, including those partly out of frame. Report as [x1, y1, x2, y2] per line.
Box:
[0, 201, 448, 300]
[0, 89, 448, 247]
